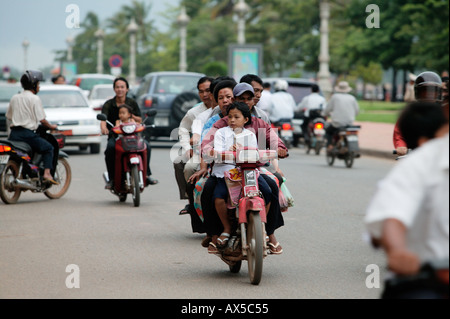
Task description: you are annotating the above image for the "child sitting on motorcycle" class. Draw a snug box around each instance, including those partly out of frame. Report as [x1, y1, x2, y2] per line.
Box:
[208, 102, 273, 253]
[115, 104, 137, 126]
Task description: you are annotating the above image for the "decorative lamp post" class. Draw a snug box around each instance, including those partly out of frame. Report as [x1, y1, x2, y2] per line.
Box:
[127, 18, 138, 85]
[318, 0, 332, 99]
[177, 6, 190, 72]
[66, 35, 74, 62]
[95, 28, 104, 74]
[234, 0, 249, 45]
[22, 39, 30, 72]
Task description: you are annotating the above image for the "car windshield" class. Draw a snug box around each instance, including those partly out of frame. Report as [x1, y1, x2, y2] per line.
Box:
[90, 87, 115, 100]
[38, 90, 89, 108]
[77, 78, 114, 91]
[155, 75, 198, 94]
[0, 85, 22, 102]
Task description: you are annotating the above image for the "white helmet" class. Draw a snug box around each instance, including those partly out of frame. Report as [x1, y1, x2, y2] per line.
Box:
[274, 79, 289, 92]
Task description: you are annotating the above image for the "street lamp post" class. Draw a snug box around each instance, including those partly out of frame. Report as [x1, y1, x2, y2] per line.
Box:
[318, 0, 332, 99]
[22, 39, 30, 72]
[177, 6, 190, 72]
[95, 28, 104, 74]
[66, 35, 74, 62]
[127, 18, 138, 85]
[234, 0, 249, 45]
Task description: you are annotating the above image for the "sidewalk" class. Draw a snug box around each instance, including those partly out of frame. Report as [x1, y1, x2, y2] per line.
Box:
[355, 121, 396, 159]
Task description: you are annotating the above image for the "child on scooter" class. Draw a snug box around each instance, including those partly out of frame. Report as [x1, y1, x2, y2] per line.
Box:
[116, 104, 136, 126]
[209, 102, 272, 252]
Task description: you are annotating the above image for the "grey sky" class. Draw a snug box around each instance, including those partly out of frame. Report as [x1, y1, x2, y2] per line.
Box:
[0, 0, 180, 72]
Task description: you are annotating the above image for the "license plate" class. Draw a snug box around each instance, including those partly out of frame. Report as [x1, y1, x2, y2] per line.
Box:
[0, 155, 10, 164]
[314, 129, 325, 135]
[347, 135, 358, 142]
[281, 130, 293, 138]
[154, 117, 169, 127]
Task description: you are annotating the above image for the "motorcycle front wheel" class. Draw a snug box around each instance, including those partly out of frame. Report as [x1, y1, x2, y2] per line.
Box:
[44, 157, 72, 199]
[247, 211, 264, 285]
[326, 150, 335, 166]
[131, 165, 140, 207]
[0, 161, 21, 204]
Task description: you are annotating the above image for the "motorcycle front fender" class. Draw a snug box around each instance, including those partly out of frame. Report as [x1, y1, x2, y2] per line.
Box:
[238, 197, 267, 224]
[58, 150, 69, 159]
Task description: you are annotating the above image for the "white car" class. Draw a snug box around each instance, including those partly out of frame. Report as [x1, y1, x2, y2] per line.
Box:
[88, 84, 115, 112]
[38, 85, 102, 154]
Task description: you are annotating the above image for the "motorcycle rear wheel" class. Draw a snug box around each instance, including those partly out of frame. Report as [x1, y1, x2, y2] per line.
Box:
[247, 211, 264, 285]
[131, 165, 140, 207]
[0, 161, 21, 204]
[326, 150, 335, 166]
[344, 152, 355, 168]
[44, 157, 72, 199]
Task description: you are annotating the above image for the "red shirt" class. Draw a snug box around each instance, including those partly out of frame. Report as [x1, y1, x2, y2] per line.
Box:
[393, 120, 407, 148]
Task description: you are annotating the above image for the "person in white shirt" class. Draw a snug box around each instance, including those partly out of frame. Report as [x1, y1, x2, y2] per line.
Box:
[323, 81, 360, 150]
[365, 133, 449, 299]
[268, 79, 296, 123]
[7, 70, 58, 185]
[297, 84, 326, 144]
[173, 76, 214, 225]
[258, 82, 272, 113]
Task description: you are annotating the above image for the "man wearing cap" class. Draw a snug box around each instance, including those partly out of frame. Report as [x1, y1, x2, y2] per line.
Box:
[234, 82, 270, 123]
[323, 81, 360, 151]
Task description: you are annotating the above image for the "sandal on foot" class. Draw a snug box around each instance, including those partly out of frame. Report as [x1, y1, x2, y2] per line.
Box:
[268, 242, 283, 255]
[201, 235, 212, 248]
[179, 204, 190, 216]
[217, 233, 230, 249]
[208, 242, 219, 255]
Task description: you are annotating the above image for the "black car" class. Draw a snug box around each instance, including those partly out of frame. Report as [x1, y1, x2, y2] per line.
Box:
[135, 71, 205, 139]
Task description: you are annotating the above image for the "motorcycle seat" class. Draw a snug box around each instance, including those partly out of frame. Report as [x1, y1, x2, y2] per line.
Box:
[3, 140, 33, 154]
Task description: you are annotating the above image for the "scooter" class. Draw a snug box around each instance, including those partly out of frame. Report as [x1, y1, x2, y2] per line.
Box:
[0, 127, 71, 204]
[326, 125, 361, 168]
[272, 119, 294, 149]
[97, 110, 156, 207]
[305, 111, 327, 155]
[214, 147, 277, 285]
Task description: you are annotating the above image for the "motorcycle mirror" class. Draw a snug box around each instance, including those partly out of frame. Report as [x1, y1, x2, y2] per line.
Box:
[97, 114, 107, 121]
[146, 110, 157, 117]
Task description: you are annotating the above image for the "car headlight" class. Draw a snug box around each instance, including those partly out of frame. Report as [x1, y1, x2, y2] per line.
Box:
[122, 124, 136, 134]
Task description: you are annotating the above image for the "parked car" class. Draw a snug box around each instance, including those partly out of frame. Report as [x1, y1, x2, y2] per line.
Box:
[263, 78, 323, 147]
[135, 71, 205, 139]
[71, 73, 115, 98]
[0, 82, 22, 137]
[38, 85, 102, 154]
[88, 84, 115, 112]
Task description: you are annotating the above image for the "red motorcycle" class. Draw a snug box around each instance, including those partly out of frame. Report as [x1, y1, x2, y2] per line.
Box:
[215, 147, 277, 285]
[97, 111, 155, 207]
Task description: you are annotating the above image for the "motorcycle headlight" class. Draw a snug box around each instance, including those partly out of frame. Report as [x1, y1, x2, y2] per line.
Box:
[122, 124, 136, 134]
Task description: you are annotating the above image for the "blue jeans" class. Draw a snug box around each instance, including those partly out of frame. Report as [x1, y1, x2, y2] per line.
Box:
[9, 127, 54, 170]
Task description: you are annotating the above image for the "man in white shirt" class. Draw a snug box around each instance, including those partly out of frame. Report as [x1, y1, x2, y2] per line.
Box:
[365, 133, 449, 298]
[268, 79, 296, 123]
[7, 70, 58, 184]
[258, 82, 272, 113]
[297, 84, 326, 144]
[173, 76, 214, 227]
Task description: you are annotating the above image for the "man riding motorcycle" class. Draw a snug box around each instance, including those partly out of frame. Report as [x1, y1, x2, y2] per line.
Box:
[6, 70, 59, 185]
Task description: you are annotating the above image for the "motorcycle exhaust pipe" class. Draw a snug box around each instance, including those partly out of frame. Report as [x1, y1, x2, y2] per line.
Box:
[13, 178, 39, 191]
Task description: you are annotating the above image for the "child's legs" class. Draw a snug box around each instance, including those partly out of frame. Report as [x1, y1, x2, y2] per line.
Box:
[213, 178, 232, 235]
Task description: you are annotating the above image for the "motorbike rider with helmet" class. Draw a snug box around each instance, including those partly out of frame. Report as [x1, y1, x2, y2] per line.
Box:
[393, 71, 446, 156]
[6, 70, 59, 184]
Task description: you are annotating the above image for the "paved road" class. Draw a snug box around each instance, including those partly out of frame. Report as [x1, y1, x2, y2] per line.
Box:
[0, 139, 392, 299]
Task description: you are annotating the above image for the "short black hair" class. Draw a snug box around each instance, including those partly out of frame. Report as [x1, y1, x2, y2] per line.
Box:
[197, 76, 214, 90]
[263, 82, 271, 89]
[311, 84, 319, 93]
[51, 74, 65, 83]
[114, 77, 129, 89]
[227, 101, 252, 125]
[213, 79, 237, 103]
[398, 101, 447, 149]
[118, 104, 133, 114]
[240, 74, 263, 86]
